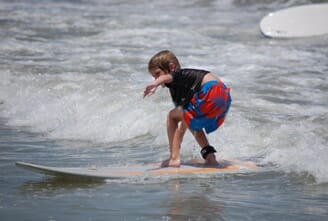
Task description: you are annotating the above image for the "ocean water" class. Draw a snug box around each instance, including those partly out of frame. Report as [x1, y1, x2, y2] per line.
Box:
[0, 0, 327, 220]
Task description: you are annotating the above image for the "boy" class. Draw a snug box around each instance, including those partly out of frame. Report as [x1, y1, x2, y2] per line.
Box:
[144, 50, 231, 167]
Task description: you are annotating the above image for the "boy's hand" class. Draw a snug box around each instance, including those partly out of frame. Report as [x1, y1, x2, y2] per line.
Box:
[143, 84, 157, 98]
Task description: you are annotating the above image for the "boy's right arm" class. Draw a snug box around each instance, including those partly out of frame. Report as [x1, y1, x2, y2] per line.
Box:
[143, 74, 173, 97]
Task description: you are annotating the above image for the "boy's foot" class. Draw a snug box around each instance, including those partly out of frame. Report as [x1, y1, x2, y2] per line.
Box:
[161, 158, 181, 167]
[205, 153, 219, 167]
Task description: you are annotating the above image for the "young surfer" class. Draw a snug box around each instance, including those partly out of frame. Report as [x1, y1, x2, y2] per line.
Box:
[144, 50, 231, 167]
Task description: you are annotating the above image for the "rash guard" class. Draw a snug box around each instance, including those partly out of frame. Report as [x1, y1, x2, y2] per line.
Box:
[165, 68, 209, 107]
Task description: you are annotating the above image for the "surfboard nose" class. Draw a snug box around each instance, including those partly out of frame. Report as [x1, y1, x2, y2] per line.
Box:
[260, 4, 328, 38]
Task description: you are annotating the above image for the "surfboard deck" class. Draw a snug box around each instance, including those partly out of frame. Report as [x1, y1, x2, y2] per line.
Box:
[260, 3, 328, 38]
[16, 160, 258, 180]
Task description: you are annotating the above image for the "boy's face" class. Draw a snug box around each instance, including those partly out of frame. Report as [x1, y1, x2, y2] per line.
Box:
[150, 67, 168, 80]
[149, 67, 169, 87]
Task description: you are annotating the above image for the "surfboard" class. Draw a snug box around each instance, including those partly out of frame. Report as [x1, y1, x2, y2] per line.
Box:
[16, 160, 258, 180]
[260, 3, 328, 38]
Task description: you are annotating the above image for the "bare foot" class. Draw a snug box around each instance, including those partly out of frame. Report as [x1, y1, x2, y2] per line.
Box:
[161, 158, 181, 167]
[205, 153, 219, 167]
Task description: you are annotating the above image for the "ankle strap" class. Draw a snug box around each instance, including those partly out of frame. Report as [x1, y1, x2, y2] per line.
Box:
[200, 145, 217, 159]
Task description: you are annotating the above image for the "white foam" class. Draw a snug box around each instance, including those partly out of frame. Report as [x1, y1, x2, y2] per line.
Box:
[0, 71, 167, 143]
[263, 122, 328, 183]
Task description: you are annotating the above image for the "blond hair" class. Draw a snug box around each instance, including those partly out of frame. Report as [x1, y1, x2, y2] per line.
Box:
[148, 50, 181, 73]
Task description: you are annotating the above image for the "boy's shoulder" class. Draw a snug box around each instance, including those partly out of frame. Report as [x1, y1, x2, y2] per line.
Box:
[179, 68, 210, 76]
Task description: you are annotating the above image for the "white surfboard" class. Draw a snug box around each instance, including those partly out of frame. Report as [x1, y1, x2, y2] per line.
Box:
[260, 3, 328, 38]
[16, 160, 258, 180]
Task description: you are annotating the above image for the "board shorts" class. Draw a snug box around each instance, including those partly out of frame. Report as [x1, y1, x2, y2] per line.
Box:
[183, 80, 231, 134]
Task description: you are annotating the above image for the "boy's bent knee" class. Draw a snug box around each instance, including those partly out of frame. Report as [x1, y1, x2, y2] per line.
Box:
[167, 107, 183, 121]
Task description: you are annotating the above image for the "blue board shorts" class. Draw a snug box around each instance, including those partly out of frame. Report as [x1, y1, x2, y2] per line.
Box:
[183, 80, 231, 134]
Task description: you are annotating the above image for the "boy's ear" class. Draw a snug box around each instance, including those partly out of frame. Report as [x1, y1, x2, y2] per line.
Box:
[169, 63, 176, 72]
